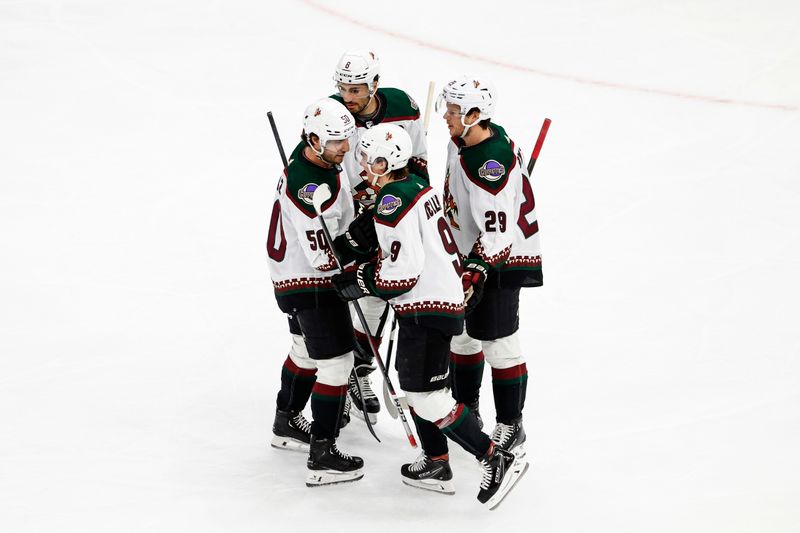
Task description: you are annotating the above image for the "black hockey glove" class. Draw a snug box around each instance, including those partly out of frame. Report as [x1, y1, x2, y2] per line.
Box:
[345, 207, 378, 251]
[332, 208, 378, 264]
[461, 256, 489, 314]
[332, 263, 376, 302]
[407, 156, 430, 182]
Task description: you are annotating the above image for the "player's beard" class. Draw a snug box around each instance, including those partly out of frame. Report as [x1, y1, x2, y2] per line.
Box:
[321, 150, 342, 166]
[348, 96, 370, 117]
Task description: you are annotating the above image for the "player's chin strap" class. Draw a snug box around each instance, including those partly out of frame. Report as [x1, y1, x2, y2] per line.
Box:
[368, 165, 390, 185]
[365, 81, 378, 111]
[459, 113, 481, 139]
[352, 81, 378, 117]
[306, 138, 340, 166]
[306, 137, 327, 158]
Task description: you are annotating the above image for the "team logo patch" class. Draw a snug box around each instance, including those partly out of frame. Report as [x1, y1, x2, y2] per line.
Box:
[409, 96, 419, 110]
[377, 194, 402, 216]
[298, 183, 319, 205]
[478, 160, 506, 181]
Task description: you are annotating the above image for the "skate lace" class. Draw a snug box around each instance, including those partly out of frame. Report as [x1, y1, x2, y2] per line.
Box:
[332, 443, 354, 460]
[409, 453, 430, 472]
[491, 423, 514, 447]
[291, 413, 312, 434]
[359, 374, 377, 400]
[480, 456, 494, 490]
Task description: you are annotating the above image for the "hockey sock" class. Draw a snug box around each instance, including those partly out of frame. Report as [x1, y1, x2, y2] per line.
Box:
[410, 408, 449, 457]
[437, 403, 492, 459]
[491, 363, 528, 423]
[449, 351, 484, 404]
[310, 383, 348, 439]
[276, 356, 317, 412]
[354, 330, 381, 366]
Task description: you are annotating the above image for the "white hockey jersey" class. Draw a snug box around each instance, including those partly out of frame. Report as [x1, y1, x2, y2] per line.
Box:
[443, 123, 543, 287]
[360, 174, 464, 332]
[266, 142, 356, 312]
[331, 87, 428, 202]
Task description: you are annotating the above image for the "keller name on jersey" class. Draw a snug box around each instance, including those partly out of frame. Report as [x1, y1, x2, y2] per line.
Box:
[369, 174, 464, 331]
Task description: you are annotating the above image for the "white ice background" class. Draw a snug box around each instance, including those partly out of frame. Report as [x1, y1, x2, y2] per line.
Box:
[1, 0, 799, 531]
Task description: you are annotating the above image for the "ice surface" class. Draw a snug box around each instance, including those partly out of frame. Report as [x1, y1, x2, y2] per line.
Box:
[2, 1, 799, 531]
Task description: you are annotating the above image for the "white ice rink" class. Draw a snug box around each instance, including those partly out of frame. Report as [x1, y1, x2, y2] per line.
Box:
[2, 0, 799, 531]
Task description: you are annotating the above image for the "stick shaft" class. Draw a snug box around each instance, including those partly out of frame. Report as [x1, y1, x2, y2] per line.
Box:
[527, 118, 551, 175]
[267, 111, 289, 170]
[316, 211, 417, 448]
[423, 81, 435, 133]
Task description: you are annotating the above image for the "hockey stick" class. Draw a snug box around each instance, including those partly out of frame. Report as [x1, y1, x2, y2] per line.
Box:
[267, 112, 379, 442]
[527, 118, 551, 175]
[351, 301, 391, 421]
[312, 183, 418, 448]
[384, 314, 397, 371]
[380, 84, 434, 417]
[423, 81, 435, 133]
[267, 111, 289, 169]
[382, 316, 408, 419]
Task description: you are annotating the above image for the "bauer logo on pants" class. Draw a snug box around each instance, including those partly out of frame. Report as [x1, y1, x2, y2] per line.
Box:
[479, 160, 506, 181]
[377, 194, 402, 216]
[298, 183, 319, 205]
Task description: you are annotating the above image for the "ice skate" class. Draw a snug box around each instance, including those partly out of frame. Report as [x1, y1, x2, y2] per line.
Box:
[348, 364, 380, 424]
[271, 409, 311, 452]
[401, 453, 455, 495]
[477, 445, 529, 510]
[306, 436, 364, 487]
[490, 417, 526, 458]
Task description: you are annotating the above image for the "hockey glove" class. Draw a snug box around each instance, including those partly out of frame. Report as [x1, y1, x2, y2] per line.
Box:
[345, 207, 378, 251]
[333, 208, 378, 264]
[332, 263, 376, 302]
[407, 156, 429, 182]
[462, 257, 489, 314]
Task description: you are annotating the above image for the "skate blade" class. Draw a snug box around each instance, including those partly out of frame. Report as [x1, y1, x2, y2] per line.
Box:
[351, 407, 378, 425]
[402, 477, 456, 495]
[270, 436, 309, 453]
[509, 443, 527, 459]
[306, 468, 364, 487]
[487, 457, 530, 511]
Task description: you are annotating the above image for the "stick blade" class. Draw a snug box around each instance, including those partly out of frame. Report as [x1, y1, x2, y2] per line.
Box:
[312, 183, 332, 215]
[383, 382, 408, 419]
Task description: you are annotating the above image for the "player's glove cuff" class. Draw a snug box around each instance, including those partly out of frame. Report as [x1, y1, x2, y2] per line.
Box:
[462, 256, 489, 314]
[408, 156, 429, 182]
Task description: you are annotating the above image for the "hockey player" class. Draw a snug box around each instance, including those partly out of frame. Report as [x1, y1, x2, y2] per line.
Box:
[329, 49, 430, 425]
[266, 98, 378, 486]
[330, 124, 528, 507]
[437, 77, 543, 458]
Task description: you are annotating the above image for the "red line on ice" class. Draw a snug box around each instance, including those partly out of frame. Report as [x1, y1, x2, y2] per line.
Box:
[302, 0, 797, 113]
